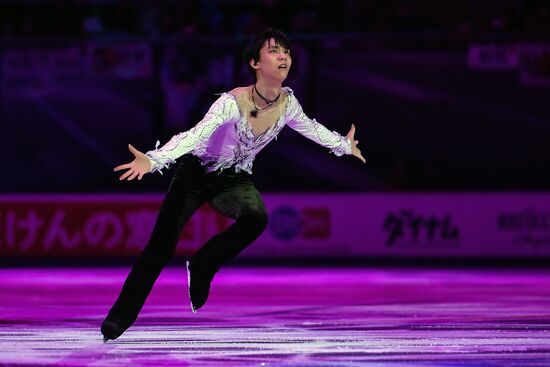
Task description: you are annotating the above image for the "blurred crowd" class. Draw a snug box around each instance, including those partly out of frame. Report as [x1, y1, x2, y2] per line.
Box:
[1, 0, 549, 39]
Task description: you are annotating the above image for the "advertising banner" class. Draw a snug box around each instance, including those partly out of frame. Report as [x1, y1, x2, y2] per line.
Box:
[1, 193, 550, 258]
[468, 44, 519, 70]
[0, 195, 230, 257]
[1, 46, 82, 96]
[86, 42, 152, 79]
[519, 44, 550, 87]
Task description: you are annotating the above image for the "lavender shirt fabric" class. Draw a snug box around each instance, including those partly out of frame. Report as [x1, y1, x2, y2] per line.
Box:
[146, 87, 352, 174]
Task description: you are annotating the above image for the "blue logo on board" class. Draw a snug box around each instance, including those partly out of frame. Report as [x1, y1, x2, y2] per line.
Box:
[269, 206, 301, 240]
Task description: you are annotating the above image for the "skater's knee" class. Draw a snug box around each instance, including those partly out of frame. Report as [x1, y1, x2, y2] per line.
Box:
[241, 207, 268, 233]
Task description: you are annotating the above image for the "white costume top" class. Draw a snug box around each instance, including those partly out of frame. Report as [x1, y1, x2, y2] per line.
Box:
[146, 87, 352, 174]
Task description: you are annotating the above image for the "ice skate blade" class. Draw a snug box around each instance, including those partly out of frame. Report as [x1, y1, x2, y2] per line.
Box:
[186, 261, 197, 313]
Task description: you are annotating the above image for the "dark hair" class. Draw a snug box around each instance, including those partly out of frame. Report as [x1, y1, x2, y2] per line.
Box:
[242, 28, 291, 82]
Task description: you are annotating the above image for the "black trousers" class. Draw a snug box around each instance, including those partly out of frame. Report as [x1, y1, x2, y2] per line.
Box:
[106, 155, 268, 323]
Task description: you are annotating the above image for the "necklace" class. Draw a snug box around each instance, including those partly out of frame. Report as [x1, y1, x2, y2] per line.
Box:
[254, 84, 281, 105]
[250, 84, 281, 118]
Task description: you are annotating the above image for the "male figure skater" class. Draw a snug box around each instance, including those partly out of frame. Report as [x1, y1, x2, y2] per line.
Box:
[101, 28, 365, 342]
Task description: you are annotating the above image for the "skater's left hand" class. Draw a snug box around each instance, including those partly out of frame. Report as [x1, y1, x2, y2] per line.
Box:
[346, 124, 366, 164]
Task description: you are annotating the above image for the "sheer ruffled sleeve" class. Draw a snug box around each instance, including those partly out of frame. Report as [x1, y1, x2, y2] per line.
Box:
[146, 93, 238, 174]
[286, 95, 352, 157]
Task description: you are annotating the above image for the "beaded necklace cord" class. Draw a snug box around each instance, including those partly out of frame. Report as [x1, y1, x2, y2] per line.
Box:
[250, 84, 281, 118]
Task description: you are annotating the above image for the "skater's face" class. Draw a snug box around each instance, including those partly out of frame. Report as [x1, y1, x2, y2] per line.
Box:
[250, 38, 292, 83]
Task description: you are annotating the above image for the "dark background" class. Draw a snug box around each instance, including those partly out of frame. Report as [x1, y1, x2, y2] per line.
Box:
[1, 0, 549, 193]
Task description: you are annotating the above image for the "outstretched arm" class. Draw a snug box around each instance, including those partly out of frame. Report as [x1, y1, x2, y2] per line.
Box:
[287, 96, 366, 163]
[147, 93, 239, 175]
[114, 93, 238, 180]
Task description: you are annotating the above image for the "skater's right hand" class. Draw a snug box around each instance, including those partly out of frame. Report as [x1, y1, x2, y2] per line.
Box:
[114, 144, 152, 181]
